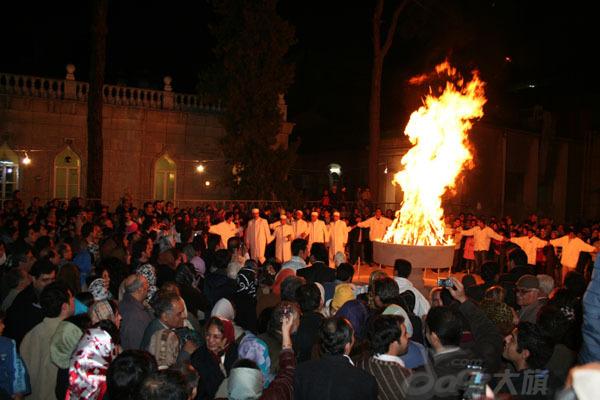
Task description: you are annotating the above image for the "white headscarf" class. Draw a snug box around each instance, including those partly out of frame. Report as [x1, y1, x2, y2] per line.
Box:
[228, 367, 263, 400]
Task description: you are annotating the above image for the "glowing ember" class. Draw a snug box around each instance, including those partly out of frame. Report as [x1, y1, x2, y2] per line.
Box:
[383, 61, 486, 246]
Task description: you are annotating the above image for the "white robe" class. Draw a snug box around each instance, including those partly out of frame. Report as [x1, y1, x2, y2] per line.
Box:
[292, 219, 309, 239]
[357, 216, 393, 241]
[245, 217, 273, 264]
[307, 220, 329, 251]
[273, 223, 294, 263]
[328, 220, 348, 264]
[510, 235, 548, 265]
[209, 221, 238, 249]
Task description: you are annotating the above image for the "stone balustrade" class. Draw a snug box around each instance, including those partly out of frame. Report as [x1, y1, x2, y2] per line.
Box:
[0, 64, 222, 113]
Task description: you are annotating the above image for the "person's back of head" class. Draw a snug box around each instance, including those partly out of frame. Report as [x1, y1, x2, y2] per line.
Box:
[398, 290, 416, 314]
[227, 236, 242, 254]
[461, 274, 477, 288]
[137, 370, 188, 400]
[214, 249, 232, 270]
[319, 316, 354, 356]
[536, 305, 570, 345]
[296, 283, 321, 313]
[108, 350, 158, 400]
[280, 275, 305, 302]
[40, 281, 71, 318]
[509, 248, 528, 267]
[426, 306, 462, 347]
[514, 322, 554, 369]
[367, 314, 405, 355]
[310, 243, 328, 264]
[30, 259, 57, 279]
[537, 274, 554, 297]
[481, 261, 500, 283]
[373, 277, 399, 305]
[336, 262, 354, 282]
[564, 271, 586, 298]
[393, 259, 412, 279]
[291, 239, 307, 257]
[268, 301, 300, 337]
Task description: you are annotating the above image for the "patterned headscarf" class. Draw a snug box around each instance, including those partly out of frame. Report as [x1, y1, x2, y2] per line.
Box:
[90, 300, 115, 325]
[238, 333, 273, 388]
[88, 278, 109, 301]
[66, 328, 118, 400]
[137, 263, 157, 304]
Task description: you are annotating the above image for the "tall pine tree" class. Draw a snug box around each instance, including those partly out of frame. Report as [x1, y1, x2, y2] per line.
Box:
[204, 0, 297, 200]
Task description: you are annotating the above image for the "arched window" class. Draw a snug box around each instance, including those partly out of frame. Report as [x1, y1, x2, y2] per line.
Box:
[54, 146, 81, 199]
[0, 143, 19, 202]
[154, 155, 176, 201]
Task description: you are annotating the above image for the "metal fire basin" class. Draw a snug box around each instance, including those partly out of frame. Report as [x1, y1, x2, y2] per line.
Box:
[372, 241, 455, 269]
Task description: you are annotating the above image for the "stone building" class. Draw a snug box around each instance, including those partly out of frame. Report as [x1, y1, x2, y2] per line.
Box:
[0, 64, 292, 207]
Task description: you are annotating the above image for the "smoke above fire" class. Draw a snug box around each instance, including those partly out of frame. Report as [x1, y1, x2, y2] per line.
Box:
[383, 61, 486, 246]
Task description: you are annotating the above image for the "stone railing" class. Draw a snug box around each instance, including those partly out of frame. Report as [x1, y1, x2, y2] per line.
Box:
[0, 64, 223, 113]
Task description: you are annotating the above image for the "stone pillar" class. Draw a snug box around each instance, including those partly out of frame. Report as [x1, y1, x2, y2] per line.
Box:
[64, 64, 77, 99]
[163, 76, 174, 109]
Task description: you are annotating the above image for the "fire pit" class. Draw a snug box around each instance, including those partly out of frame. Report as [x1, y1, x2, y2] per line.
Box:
[372, 241, 455, 268]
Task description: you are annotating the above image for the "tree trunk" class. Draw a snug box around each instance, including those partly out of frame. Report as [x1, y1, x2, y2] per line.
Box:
[369, 0, 407, 203]
[86, 0, 108, 204]
[369, 57, 383, 203]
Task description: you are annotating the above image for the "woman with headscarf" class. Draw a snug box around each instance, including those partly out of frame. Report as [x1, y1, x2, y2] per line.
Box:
[65, 319, 120, 400]
[136, 263, 157, 306]
[219, 312, 296, 400]
[190, 316, 238, 400]
[211, 298, 245, 341]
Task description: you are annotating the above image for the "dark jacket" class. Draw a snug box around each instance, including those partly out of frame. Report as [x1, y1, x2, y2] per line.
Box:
[204, 270, 237, 310]
[119, 293, 153, 350]
[296, 262, 335, 285]
[3, 284, 43, 347]
[191, 343, 238, 400]
[293, 354, 378, 400]
[356, 356, 411, 400]
[293, 311, 324, 363]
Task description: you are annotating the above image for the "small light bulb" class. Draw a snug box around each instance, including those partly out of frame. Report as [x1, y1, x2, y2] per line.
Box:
[384, 166, 388, 174]
[205, 180, 211, 187]
[196, 164, 205, 173]
[22, 153, 31, 165]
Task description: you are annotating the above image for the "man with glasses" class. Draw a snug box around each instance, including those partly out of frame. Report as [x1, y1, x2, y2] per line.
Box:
[515, 275, 543, 323]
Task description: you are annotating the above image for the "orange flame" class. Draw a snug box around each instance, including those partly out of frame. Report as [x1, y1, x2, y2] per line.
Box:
[383, 61, 486, 246]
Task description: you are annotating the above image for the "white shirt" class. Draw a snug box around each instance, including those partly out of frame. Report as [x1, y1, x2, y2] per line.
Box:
[281, 256, 307, 272]
[209, 221, 238, 249]
[393, 276, 431, 318]
[550, 235, 597, 269]
[307, 220, 329, 244]
[357, 216, 393, 241]
[510, 235, 548, 265]
[460, 225, 504, 251]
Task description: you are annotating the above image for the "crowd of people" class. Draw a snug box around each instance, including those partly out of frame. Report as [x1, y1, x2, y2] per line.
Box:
[0, 190, 599, 400]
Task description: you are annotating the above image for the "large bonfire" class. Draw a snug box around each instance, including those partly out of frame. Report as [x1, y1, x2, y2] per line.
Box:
[382, 61, 486, 246]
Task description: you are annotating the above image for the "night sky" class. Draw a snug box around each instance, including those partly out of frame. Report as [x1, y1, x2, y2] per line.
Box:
[1, 0, 597, 153]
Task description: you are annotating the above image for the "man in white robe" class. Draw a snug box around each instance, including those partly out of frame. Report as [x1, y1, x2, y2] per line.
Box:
[509, 229, 548, 267]
[209, 212, 238, 249]
[245, 208, 273, 264]
[328, 211, 348, 266]
[306, 211, 329, 253]
[292, 210, 309, 239]
[550, 229, 597, 283]
[357, 209, 392, 241]
[273, 214, 294, 263]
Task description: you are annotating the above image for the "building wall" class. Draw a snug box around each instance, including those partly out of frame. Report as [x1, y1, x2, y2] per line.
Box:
[0, 72, 229, 207]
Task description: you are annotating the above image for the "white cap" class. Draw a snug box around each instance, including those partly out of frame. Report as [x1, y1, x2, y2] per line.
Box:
[251, 208, 259, 214]
[296, 210, 303, 215]
[333, 211, 340, 216]
[311, 212, 318, 217]
[280, 214, 287, 219]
